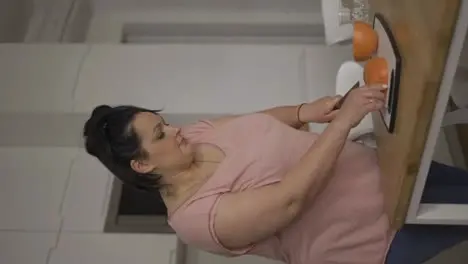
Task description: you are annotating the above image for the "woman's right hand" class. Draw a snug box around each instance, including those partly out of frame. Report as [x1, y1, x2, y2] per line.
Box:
[334, 84, 388, 128]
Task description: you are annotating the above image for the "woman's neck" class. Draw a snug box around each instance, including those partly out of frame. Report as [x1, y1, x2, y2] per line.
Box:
[162, 161, 216, 197]
[162, 144, 225, 201]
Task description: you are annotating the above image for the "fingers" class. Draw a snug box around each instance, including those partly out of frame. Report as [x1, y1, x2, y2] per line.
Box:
[366, 98, 385, 111]
[327, 95, 342, 102]
[360, 85, 388, 93]
[325, 109, 340, 119]
[325, 95, 343, 111]
[359, 85, 388, 101]
[365, 84, 388, 90]
[371, 102, 385, 112]
[363, 90, 386, 101]
[360, 85, 388, 95]
[330, 95, 343, 105]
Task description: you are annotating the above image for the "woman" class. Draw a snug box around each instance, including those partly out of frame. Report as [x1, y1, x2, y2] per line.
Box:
[84, 85, 468, 264]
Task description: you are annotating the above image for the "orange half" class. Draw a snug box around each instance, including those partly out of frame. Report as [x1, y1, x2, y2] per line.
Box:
[353, 21, 379, 62]
[364, 57, 389, 86]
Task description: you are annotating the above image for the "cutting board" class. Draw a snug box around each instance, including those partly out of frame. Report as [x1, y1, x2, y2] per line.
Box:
[373, 13, 402, 133]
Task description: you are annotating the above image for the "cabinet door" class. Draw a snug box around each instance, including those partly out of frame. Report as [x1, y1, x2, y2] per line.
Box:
[0, 232, 57, 264]
[73, 45, 305, 114]
[61, 150, 113, 232]
[0, 45, 89, 112]
[0, 147, 78, 231]
[49, 233, 178, 264]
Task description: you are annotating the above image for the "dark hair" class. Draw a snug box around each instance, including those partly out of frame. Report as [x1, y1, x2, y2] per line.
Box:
[83, 105, 162, 192]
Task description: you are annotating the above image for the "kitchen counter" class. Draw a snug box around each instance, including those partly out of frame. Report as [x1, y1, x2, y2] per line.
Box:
[369, 0, 465, 228]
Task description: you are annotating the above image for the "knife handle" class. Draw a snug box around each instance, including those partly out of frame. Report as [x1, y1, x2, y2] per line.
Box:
[333, 82, 361, 110]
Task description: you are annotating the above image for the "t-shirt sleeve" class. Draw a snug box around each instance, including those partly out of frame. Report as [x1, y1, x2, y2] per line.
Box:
[169, 193, 255, 257]
[181, 120, 215, 143]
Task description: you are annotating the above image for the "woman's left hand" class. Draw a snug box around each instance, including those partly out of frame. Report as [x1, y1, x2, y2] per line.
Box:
[298, 96, 342, 123]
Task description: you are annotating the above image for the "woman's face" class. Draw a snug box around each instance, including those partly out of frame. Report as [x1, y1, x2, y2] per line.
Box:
[130, 112, 193, 175]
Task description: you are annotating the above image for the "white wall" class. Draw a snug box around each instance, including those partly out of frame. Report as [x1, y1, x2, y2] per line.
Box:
[25, 0, 323, 43]
[92, 0, 321, 13]
[88, 10, 323, 43]
[0, 43, 350, 145]
[25, 0, 93, 42]
[73, 45, 307, 113]
[0, 0, 33, 42]
[86, 0, 323, 43]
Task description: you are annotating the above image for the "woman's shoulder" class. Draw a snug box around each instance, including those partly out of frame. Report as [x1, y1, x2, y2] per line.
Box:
[207, 112, 274, 128]
[183, 119, 215, 131]
[182, 113, 273, 141]
[182, 119, 216, 142]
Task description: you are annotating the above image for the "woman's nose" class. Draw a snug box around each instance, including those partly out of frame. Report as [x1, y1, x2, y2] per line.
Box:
[165, 125, 181, 136]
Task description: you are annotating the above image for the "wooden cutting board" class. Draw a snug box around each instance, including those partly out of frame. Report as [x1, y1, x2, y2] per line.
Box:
[369, 0, 461, 229]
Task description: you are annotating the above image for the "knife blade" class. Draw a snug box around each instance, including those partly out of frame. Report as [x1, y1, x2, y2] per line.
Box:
[333, 81, 360, 110]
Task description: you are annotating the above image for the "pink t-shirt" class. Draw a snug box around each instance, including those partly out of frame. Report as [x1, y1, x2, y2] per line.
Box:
[169, 113, 391, 264]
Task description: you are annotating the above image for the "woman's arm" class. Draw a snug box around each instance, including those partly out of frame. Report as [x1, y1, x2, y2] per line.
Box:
[215, 120, 351, 249]
[213, 86, 387, 250]
[259, 105, 307, 128]
[210, 96, 341, 129]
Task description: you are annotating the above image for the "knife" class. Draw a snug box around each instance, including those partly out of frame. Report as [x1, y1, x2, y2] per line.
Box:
[333, 81, 360, 110]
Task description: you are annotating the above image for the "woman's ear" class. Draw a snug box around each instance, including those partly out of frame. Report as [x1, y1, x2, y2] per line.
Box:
[130, 159, 156, 174]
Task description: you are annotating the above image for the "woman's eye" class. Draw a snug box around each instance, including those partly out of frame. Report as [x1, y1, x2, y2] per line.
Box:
[158, 132, 165, 140]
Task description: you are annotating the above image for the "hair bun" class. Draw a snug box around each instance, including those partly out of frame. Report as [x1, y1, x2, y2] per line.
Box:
[91, 105, 113, 120]
[83, 105, 113, 156]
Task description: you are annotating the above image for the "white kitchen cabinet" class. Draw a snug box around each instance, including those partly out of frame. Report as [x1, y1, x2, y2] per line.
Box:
[0, 147, 79, 231]
[73, 44, 306, 114]
[49, 233, 179, 264]
[0, 232, 57, 264]
[61, 150, 113, 232]
[0, 44, 89, 113]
